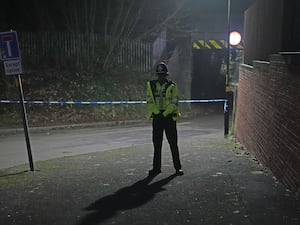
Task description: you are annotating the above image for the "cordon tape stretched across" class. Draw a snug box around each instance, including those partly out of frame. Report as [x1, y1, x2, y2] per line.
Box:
[0, 99, 228, 112]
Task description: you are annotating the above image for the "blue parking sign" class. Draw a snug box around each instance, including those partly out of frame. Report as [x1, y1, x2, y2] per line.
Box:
[0, 31, 21, 60]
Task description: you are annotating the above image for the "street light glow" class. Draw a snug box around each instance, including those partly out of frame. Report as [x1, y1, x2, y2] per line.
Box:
[230, 31, 242, 46]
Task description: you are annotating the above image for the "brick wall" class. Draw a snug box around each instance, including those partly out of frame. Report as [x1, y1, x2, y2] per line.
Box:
[236, 55, 300, 192]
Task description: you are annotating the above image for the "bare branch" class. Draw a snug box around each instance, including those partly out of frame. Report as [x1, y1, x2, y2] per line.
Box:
[104, 0, 111, 40]
[137, 0, 187, 40]
[125, 0, 147, 39]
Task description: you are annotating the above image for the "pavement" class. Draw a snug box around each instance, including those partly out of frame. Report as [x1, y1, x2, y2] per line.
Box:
[0, 120, 299, 225]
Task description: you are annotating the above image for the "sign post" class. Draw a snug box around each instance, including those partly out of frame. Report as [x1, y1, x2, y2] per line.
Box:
[16, 75, 34, 171]
[0, 30, 34, 171]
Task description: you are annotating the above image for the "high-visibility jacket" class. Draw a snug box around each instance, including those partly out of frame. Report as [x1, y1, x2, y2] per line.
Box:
[146, 79, 181, 121]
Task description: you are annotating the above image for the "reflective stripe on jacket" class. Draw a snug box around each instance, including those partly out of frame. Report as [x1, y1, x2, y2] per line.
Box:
[146, 80, 181, 121]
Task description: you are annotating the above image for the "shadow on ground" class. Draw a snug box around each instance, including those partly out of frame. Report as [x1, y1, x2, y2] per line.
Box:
[77, 174, 177, 225]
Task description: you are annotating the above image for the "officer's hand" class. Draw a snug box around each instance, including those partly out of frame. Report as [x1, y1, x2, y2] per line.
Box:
[164, 113, 176, 119]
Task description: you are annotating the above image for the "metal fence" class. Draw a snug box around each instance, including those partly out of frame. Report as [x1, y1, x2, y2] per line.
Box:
[117, 38, 152, 72]
[18, 32, 152, 72]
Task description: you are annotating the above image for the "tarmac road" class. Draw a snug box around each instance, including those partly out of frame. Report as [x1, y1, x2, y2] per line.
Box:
[0, 113, 299, 225]
[0, 114, 223, 169]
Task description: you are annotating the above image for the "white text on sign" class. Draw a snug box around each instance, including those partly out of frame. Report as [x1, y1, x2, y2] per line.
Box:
[4, 59, 23, 75]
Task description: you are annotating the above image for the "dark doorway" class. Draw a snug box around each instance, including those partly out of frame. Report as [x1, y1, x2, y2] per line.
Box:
[191, 49, 226, 100]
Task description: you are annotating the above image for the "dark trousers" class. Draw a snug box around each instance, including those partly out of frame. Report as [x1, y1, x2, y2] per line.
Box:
[152, 115, 182, 171]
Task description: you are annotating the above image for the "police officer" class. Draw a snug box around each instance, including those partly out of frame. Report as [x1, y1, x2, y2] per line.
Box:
[146, 62, 183, 176]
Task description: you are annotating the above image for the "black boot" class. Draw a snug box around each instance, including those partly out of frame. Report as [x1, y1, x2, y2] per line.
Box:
[175, 169, 184, 176]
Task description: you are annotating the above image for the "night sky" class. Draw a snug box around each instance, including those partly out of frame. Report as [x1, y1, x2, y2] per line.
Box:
[0, 0, 255, 33]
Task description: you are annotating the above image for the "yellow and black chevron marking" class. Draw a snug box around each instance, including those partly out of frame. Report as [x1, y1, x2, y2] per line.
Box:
[193, 39, 243, 50]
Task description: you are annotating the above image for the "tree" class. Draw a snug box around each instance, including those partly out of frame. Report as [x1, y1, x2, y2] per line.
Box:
[56, 0, 188, 71]
[1, 0, 190, 71]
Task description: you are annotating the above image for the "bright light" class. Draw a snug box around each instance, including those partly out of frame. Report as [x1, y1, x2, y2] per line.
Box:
[230, 31, 241, 46]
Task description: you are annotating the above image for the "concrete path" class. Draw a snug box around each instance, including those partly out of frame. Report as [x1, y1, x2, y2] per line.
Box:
[0, 115, 299, 225]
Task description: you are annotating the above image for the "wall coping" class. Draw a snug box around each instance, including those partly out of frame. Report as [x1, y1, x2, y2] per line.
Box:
[253, 60, 270, 65]
[252, 61, 270, 73]
[240, 63, 254, 70]
[240, 61, 270, 71]
[279, 52, 300, 55]
[240, 61, 270, 74]
[278, 52, 300, 65]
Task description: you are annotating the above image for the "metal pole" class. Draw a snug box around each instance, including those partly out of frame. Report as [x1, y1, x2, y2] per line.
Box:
[224, 100, 229, 135]
[17, 74, 34, 171]
[226, 0, 231, 88]
[224, 0, 231, 136]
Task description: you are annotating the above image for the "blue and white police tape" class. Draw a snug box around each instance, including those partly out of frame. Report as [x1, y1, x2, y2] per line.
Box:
[0, 100, 146, 105]
[0, 99, 228, 112]
[0, 99, 227, 105]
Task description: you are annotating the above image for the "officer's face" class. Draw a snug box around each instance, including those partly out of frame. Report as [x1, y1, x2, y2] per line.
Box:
[157, 74, 168, 81]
